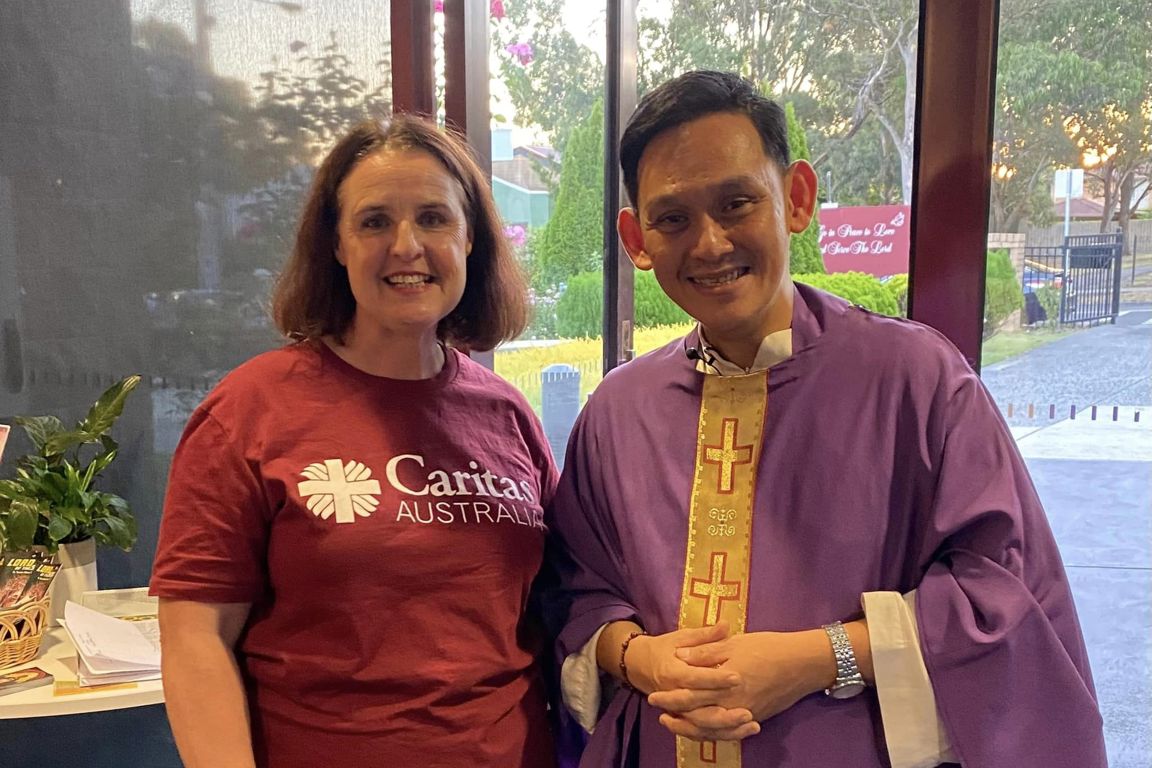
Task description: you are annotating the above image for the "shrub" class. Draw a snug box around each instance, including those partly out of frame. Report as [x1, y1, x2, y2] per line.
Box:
[635, 271, 691, 328]
[1035, 284, 1061, 329]
[883, 274, 909, 317]
[984, 249, 1023, 338]
[785, 103, 826, 275]
[794, 271, 900, 316]
[555, 271, 691, 338]
[555, 271, 602, 338]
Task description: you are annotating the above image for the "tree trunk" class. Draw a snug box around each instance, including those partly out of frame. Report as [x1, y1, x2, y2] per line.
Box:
[898, 22, 917, 204]
[1098, 159, 1117, 234]
[1116, 170, 1134, 257]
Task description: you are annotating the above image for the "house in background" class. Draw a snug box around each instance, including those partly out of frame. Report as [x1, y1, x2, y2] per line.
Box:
[491, 127, 554, 230]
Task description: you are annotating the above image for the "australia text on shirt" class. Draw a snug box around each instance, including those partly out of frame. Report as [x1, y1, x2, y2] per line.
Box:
[296, 454, 545, 530]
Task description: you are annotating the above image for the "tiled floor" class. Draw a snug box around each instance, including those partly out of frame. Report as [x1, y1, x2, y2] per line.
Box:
[990, 314, 1152, 768]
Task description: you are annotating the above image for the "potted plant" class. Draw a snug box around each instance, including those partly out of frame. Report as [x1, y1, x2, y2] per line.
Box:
[0, 376, 141, 620]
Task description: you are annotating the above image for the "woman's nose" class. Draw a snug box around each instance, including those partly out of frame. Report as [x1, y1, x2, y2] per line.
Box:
[390, 219, 423, 260]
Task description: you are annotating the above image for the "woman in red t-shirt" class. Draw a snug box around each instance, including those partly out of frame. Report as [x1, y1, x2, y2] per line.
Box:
[151, 115, 558, 768]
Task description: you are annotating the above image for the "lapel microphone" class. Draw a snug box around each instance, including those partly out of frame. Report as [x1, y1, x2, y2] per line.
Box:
[682, 334, 720, 372]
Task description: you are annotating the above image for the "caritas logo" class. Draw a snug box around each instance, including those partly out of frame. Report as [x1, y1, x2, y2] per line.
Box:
[818, 204, 910, 277]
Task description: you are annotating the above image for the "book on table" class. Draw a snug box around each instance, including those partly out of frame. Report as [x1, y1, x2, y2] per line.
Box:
[0, 666, 54, 697]
[60, 601, 161, 687]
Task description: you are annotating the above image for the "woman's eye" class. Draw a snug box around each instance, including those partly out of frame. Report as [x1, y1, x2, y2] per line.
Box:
[361, 215, 386, 230]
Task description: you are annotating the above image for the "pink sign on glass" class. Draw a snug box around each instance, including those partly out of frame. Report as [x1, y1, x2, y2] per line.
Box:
[818, 204, 911, 277]
[0, 424, 9, 463]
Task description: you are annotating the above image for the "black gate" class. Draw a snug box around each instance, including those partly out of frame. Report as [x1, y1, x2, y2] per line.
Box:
[1022, 232, 1123, 325]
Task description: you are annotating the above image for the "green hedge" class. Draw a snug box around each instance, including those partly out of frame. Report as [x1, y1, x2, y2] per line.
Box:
[558, 270, 906, 337]
[794, 272, 900, 316]
[984, 249, 1022, 338]
[884, 274, 909, 316]
[556, 271, 690, 338]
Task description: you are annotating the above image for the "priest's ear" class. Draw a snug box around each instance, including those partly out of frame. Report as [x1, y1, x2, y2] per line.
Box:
[784, 159, 819, 234]
[617, 208, 652, 271]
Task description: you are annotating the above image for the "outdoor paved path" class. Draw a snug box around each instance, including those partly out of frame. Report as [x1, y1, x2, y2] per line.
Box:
[983, 317, 1151, 425]
[984, 318, 1150, 767]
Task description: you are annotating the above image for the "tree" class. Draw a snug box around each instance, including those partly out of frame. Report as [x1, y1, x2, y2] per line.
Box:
[532, 100, 605, 292]
[990, 0, 1150, 237]
[786, 103, 826, 274]
[491, 0, 601, 149]
[804, 0, 919, 204]
[233, 32, 391, 275]
[636, 1, 819, 98]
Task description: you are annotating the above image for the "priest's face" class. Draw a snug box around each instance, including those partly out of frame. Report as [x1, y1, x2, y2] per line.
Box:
[618, 112, 817, 354]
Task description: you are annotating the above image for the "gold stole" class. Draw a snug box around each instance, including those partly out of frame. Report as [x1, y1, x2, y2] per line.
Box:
[676, 371, 768, 768]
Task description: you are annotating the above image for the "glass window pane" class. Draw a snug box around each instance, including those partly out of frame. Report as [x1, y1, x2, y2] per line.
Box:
[0, 1, 392, 592]
[486, 1, 606, 465]
[632, 0, 919, 353]
[0, 0, 393, 761]
[982, 2, 1151, 763]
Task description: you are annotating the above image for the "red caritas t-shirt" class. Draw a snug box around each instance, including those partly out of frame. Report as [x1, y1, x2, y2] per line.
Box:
[151, 342, 558, 768]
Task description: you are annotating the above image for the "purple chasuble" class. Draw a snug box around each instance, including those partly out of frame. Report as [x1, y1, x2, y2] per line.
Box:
[545, 283, 1104, 768]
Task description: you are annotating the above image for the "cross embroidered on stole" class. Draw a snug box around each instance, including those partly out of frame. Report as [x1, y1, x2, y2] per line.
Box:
[676, 372, 768, 768]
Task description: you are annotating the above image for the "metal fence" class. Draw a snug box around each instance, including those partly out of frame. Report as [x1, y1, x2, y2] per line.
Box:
[1022, 232, 1124, 325]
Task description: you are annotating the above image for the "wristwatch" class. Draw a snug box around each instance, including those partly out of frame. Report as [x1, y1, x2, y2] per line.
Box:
[822, 621, 866, 699]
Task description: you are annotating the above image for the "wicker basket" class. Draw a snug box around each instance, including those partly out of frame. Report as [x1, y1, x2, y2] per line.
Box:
[0, 598, 50, 670]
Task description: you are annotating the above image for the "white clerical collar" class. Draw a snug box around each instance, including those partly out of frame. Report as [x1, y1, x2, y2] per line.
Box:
[694, 325, 793, 375]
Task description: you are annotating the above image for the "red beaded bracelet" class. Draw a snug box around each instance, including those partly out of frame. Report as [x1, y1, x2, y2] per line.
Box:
[619, 630, 647, 691]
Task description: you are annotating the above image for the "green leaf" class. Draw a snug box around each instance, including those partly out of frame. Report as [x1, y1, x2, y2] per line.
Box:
[37, 472, 70, 504]
[95, 496, 136, 551]
[106, 494, 131, 515]
[43, 429, 95, 457]
[99, 515, 130, 544]
[51, 505, 87, 525]
[78, 375, 141, 438]
[99, 434, 119, 457]
[4, 500, 40, 550]
[0, 479, 28, 501]
[15, 415, 66, 454]
[47, 513, 75, 543]
[87, 446, 119, 479]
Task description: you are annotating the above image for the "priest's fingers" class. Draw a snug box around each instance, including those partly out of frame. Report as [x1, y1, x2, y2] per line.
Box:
[674, 640, 730, 668]
[662, 663, 741, 692]
[648, 687, 743, 715]
[657, 712, 760, 742]
[667, 621, 731, 648]
[654, 704, 755, 732]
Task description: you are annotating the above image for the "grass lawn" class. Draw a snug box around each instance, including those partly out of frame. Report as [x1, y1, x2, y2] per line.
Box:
[495, 324, 692, 413]
[981, 327, 1076, 367]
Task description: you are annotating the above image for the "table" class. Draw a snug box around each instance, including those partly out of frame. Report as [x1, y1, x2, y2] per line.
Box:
[0, 627, 164, 719]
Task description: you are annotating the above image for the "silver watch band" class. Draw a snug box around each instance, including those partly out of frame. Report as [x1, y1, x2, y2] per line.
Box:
[822, 621, 866, 698]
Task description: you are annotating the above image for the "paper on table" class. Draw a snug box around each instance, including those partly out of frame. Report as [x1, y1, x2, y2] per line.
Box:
[62, 601, 161, 675]
[81, 586, 157, 619]
[76, 655, 161, 688]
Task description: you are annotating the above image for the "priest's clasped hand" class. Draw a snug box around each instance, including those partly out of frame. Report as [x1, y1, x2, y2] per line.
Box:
[620, 622, 761, 741]
[649, 627, 838, 741]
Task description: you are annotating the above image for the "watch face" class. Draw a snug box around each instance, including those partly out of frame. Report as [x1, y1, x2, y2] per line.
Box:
[829, 681, 866, 700]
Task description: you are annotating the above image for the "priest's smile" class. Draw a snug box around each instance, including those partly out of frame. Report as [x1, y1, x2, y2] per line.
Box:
[688, 267, 749, 290]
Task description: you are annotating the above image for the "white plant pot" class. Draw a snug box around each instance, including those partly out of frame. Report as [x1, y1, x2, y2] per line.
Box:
[49, 538, 98, 625]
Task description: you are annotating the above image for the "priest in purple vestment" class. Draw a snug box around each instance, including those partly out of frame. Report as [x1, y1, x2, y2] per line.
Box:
[544, 70, 1105, 768]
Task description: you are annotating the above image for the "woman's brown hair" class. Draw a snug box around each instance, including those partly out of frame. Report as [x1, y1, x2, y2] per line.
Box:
[272, 114, 529, 351]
